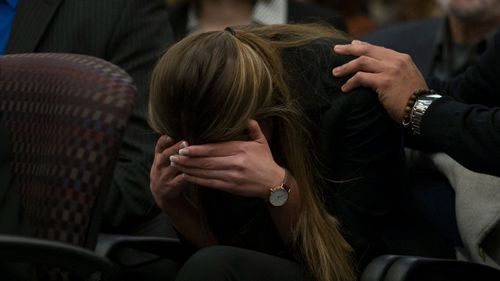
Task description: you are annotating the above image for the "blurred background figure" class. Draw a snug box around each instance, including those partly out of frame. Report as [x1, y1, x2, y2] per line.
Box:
[294, 0, 441, 37]
[166, 0, 347, 41]
[358, 0, 500, 260]
[363, 0, 500, 80]
[308, 0, 378, 36]
[368, 0, 442, 28]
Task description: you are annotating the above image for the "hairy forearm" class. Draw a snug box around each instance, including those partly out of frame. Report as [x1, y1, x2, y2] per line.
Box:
[161, 196, 217, 248]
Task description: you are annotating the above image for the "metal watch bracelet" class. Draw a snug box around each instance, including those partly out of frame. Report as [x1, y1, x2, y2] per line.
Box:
[409, 90, 442, 135]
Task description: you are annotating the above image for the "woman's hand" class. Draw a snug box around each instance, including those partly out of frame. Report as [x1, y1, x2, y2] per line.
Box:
[169, 120, 285, 199]
[150, 135, 189, 209]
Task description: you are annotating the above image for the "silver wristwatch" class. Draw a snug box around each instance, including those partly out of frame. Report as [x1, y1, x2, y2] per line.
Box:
[410, 91, 442, 135]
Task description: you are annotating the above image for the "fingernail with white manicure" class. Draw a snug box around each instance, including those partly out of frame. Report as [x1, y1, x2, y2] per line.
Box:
[169, 155, 178, 166]
[179, 148, 188, 156]
[180, 141, 188, 148]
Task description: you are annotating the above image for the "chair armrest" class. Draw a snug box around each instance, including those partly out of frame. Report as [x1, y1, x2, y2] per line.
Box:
[384, 255, 500, 281]
[0, 234, 115, 280]
[96, 234, 192, 266]
[361, 255, 401, 281]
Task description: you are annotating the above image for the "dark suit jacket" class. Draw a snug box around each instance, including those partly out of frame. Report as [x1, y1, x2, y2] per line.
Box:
[6, 0, 174, 233]
[0, 113, 24, 235]
[167, 0, 347, 41]
[423, 29, 500, 177]
[283, 38, 453, 266]
[363, 19, 500, 176]
[361, 18, 443, 76]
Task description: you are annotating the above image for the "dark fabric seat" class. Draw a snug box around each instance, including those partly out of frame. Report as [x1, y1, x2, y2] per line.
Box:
[362, 255, 500, 281]
[0, 53, 137, 281]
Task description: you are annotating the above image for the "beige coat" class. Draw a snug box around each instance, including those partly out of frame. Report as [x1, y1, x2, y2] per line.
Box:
[418, 152, 500, 269]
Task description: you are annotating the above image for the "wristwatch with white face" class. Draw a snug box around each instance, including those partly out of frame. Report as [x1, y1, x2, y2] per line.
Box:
[268, 169, 290, 207]
[269, 183, 290, 207]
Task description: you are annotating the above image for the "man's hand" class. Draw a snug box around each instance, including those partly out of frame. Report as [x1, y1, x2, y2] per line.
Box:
[332, 40, 429, 123]
[168, 120, 285, 199]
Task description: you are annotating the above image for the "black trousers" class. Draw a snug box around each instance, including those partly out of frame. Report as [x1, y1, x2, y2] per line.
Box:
[175, 246, 312, 281]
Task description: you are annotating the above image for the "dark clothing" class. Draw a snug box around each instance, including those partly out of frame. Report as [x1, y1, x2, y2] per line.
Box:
[282, 38, 440, 266]
[0, 0, 18, 54]
[0, 113, 32, 281]
[361, 17, 499, 175]
[423, 28, 500, 177]
[0, 113, 24, 235]
[6, 0, 173, 232]
[430, 18, 489, 81]
[181, 38, 434, 280]
[362, 17, 498, 251]
[176, 246, 312, 281]
[202, 189, 289, 259]
[361, 18, 443, 77]
[167, 0, 347, 41]
[361, 17, 491, 81]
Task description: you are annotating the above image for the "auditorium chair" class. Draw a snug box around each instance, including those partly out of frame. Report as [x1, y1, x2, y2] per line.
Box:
[0, 53, 136, 281]
[361, 254, 500, 281]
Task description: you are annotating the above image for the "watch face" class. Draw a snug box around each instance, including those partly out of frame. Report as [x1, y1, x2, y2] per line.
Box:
[269, 187, 289, 207]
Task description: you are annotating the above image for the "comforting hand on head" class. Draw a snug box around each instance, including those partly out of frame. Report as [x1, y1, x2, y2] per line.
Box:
[332, 40, 428, 123]
[167, 119, 285, 199]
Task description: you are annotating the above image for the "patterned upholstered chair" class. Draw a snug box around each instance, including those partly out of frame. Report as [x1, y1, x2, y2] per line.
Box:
[0, 53, 136, 281]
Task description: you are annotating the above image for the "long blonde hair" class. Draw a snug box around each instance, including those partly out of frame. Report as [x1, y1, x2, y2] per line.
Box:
[149, 24, 355, 281]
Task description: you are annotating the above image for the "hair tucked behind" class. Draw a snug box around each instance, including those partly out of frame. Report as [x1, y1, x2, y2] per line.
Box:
[149, 23, 355, 281]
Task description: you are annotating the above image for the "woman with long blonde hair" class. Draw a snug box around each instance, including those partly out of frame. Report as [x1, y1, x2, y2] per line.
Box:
[149, 24, 404, 281]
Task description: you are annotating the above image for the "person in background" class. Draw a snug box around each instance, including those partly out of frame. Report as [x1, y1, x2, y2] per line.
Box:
[167, 0, 347, 41]
[333, 38, 500, 175]
[367, 0, 442, 28]
[309, 0, 378, 36]
[356, 0, 500, 254]
[363, 0, 500, 81]
[333, 35, 500, 267]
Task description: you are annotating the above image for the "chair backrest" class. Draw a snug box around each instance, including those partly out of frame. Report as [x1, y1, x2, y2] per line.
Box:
[0, 53, 136, 251]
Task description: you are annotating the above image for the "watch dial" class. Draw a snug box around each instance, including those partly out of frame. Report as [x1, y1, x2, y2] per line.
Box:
[270, 188, 289, 207]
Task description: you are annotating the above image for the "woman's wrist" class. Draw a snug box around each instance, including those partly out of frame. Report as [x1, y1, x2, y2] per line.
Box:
[266, 167, 293, 207]
[259, 166, 287, 200]
[159, 193, 192, 214]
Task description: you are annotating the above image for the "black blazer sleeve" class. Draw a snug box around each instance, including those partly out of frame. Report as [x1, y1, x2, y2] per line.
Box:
[420, 97, 500, 177]
[423, 28, 500, 176]
[320, 87, 406, 267]
[283, 38, 406, 267]
[101, 0, 173, 231]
